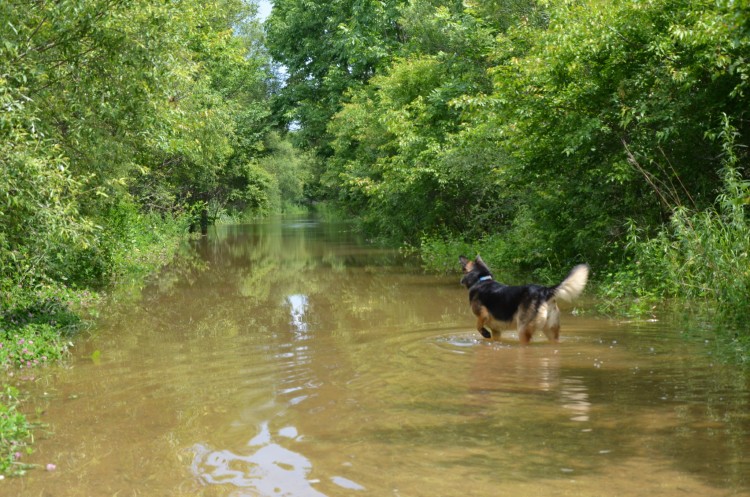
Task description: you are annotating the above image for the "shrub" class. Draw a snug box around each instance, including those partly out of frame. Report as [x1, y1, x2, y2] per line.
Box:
[602, 118, 750, 322]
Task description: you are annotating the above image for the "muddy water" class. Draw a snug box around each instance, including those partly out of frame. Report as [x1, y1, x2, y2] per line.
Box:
[6, 217, 750, 497]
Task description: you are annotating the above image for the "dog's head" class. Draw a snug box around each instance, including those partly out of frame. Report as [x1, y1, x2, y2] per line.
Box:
[459, 255, 492, 288]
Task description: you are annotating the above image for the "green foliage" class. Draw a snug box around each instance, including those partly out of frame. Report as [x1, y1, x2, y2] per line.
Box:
[230, 162, 278, 217]
[69, 199, 193, 287]
[418, 235, 483, 273]
[2, 0, 278, 251]
[324, 2, 496, 242]
[307, 0, 750, 309]
[484, 0, 750, 268]
[1, 0, 283, 296]
[0, 386, 32, 477]
[0, 325, 68, 370]
[601, 118, 750, 319]
[256, 132, 313, 211]
[0, 83, 92, 294]
[0, 282, 90, 334]
[265, 0, 405, 154]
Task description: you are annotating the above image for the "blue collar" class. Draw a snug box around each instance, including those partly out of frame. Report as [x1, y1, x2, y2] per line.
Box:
[479, 275, 492, 282]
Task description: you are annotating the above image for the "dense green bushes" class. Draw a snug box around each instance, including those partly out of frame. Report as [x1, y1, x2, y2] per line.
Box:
[602, 120, 750, 318]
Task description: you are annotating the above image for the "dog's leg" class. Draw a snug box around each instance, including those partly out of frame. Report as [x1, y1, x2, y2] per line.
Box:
[515, 305, 537, 345]
[519, 327, 533, 345]
[517, 322, 533, 345]
[476, 314, 492, 339]
[543, 304, 561, 342]
[474, 306, 494, 339]
[544, 323, 560, 342]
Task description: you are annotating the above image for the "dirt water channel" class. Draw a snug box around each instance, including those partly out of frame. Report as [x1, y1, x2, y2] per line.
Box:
[6, 217, 750, 497]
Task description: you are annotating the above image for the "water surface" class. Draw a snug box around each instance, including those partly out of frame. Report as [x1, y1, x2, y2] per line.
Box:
[7, 217, 750, 496]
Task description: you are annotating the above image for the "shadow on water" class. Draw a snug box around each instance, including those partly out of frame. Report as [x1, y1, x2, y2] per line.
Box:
[6, 215, 750, 497]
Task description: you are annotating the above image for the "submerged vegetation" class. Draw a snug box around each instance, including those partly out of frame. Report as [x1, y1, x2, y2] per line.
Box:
[0, 386, 32, 476]
[1, 0, 749, 477]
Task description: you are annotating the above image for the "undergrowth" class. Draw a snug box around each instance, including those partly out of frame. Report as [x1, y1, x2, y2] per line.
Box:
[600, 119, 749, 321]
[0, 204, 191, 477]
[0, 386, 32, 477]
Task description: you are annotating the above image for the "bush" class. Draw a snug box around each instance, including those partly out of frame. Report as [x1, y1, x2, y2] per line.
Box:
[601, 119, 750, 320]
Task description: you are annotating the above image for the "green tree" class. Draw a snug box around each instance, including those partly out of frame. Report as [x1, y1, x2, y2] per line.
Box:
[265, 0, 405, 157]
[2, 0, 277, 283]
[257, 132, 312, 211]
[324, 1, 497, 240]
[481, 0, 750, 269]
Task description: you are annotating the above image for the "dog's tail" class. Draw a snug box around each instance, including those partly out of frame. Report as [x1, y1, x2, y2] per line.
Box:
[552, 264, 590, 302]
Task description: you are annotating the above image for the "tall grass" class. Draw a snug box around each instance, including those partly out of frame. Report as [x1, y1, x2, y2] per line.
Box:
[602, 118, 749, 337]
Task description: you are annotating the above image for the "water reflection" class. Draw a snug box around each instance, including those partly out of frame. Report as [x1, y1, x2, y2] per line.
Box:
[560, 376, 590, 422]
[464, 342, 592, 423]
[287, 294, 309, 334]
[191, 422, 327, 496]
[191, 422, 366, 496]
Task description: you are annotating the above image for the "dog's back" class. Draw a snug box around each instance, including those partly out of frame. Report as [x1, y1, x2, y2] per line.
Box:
[478, 283, 550, 322]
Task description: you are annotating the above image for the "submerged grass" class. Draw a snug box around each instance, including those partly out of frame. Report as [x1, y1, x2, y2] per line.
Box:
[0, 386, 33, 477]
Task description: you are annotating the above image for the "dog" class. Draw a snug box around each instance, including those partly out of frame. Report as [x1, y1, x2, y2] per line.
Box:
[459, 255, 589, 344]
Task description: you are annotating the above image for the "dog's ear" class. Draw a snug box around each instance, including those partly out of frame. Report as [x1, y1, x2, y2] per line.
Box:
[459, 255, 470, 269]
[475, 255, 490, 271]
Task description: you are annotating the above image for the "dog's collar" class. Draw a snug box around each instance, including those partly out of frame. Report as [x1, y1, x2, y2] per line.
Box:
[479, 275, 492, 281]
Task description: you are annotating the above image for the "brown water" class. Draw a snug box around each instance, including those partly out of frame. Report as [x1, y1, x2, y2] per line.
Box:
[6, 217, 750, 497]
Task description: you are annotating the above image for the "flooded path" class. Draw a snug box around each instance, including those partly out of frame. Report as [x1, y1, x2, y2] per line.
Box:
[6, 217, 750, 496]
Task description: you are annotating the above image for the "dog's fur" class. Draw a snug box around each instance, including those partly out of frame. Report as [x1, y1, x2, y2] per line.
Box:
[459, 255, 589, 344]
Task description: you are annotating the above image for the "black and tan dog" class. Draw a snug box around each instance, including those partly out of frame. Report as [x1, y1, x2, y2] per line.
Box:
[459, 255, 589, 344]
